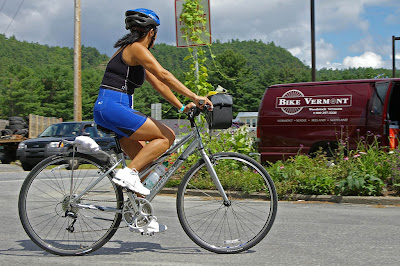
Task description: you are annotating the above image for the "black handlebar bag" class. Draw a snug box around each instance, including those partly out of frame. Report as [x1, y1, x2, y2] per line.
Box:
[205, 93, 233, 129]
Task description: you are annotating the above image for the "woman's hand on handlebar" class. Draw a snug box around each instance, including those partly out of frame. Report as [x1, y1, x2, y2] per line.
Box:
[194, 96, 213, 111]
[183, 102, 196, 113]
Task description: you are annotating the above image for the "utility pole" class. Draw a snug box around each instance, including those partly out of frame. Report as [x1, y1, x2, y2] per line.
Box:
[310, 0, 316, 81]
[74, 0, 82, 121]
[393, 36, 400, 78]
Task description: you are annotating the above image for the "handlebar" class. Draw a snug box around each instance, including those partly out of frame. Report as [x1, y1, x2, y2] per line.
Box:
[198, 99, 214, 111]
[186, 100, 213, 127]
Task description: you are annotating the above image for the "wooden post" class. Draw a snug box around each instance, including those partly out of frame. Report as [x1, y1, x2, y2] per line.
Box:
[74, 0, 82, 121]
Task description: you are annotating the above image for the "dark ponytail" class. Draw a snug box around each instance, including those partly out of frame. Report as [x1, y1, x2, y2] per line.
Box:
[114, 25, 156, 48]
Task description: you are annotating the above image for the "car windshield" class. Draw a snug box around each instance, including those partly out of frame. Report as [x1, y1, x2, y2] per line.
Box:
[39, 123, 82, 137]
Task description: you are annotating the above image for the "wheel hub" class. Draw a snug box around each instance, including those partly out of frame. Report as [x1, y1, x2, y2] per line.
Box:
[57, 195, 80, 216]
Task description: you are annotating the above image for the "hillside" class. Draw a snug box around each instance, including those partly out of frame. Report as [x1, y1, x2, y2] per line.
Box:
[0, 34, 109, 69]
[0, 34, 395, 121]
[154, 39, 306, 74]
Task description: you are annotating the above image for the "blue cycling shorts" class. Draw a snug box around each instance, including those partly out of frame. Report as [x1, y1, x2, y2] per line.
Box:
[93, 88, 147, 138]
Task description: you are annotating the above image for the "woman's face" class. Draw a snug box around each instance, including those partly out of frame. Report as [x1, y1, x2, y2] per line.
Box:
[148, 29, 157, 48]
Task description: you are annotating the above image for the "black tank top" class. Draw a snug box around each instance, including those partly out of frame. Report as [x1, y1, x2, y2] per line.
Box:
[100, 48, 145, 95]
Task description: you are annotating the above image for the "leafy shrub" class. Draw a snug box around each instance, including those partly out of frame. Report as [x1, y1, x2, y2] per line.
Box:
[335, 171, 384, 196]
[165, 125, 400, 198]
[204, 125, 256, 155]
[266, 131, 400, 197]
[166, 125, 258, 191]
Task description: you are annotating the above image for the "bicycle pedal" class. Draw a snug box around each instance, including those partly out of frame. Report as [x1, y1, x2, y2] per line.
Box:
[141, 232, 154, 236]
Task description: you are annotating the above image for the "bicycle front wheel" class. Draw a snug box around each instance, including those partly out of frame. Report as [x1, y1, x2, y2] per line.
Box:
[177, 152, 277, 254]
[18, 153, 123, 256]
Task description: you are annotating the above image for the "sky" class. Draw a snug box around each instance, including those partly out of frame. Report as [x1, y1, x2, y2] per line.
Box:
[0, 0, 400, 70]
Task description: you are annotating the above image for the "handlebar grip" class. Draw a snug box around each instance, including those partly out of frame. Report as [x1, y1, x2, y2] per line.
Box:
[198, 99, 213, 110]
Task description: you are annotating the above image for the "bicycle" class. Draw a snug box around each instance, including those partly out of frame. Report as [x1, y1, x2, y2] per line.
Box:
[18, 105, 278, 255]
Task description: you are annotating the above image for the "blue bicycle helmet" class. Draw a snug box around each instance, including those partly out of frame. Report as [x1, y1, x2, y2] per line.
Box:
[125, 8, 160, 29]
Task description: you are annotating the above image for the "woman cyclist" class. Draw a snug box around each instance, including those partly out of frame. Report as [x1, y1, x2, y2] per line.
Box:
[93, 8, 212, 234]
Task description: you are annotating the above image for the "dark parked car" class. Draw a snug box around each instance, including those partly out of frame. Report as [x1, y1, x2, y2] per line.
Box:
[17, 121, 117, 171]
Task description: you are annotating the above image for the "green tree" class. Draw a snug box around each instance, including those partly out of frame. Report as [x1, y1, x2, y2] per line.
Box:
[1, 64, 44, 117]
[38, 65, 74, 120]
[81, 68, 105, 120]
[208, 49, 261, 114]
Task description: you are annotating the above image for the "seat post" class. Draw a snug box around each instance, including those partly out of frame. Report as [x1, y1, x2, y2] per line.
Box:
[111, 133, 126, 168]
[113, 135, 123, 154]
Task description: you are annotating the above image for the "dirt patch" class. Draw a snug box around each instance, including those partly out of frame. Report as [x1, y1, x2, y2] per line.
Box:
[382, 187, 400, 197]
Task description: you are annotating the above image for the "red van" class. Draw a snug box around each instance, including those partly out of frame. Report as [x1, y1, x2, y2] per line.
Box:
[257, 78, 400, 163]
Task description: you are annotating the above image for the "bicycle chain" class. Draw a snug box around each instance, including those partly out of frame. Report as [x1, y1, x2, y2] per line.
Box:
[80, 197, 124, 204]
[69, 224, 129, 233]
[69, 198, 127, 233]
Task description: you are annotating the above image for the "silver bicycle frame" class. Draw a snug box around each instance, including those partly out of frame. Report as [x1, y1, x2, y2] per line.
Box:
[71, 118, 230, 212]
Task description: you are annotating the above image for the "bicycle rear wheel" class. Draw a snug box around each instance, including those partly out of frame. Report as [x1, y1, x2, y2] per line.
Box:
[18, 153, 123, 256]
[177, 152, 277, 254]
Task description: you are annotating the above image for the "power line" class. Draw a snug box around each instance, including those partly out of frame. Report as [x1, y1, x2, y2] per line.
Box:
[4, 0, 25, 35]
[0, 0, 6, 13]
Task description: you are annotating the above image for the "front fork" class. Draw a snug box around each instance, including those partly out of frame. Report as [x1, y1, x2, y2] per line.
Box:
[199, 149, 231, 206]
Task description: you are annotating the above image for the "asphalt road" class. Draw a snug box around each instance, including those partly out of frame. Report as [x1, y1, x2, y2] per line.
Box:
[0, 167, 399, 265]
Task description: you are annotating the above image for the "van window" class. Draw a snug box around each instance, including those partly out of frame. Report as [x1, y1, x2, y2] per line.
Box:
[371, 82, 390, 116]
[388, 82, 400, 122]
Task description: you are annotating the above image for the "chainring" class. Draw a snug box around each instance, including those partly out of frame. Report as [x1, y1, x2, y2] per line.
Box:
[122, 197, 153, 229]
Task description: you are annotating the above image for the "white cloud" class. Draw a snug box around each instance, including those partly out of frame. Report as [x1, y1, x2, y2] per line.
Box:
[316, 0, 369, 33]
[343, 52, 383, 68]
[349, 35, 374, 54]
[288, 38, 338, 69]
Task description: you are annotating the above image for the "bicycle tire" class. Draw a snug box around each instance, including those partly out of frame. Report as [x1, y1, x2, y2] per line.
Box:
[177, 152, 278, 254]
[18, 153, 123, 256]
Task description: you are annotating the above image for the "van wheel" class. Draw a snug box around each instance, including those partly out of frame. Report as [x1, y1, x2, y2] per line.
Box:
[1, 150, 15, 164]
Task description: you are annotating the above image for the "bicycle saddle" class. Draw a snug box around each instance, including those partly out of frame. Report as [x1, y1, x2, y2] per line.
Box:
[97, 125, 115, 135]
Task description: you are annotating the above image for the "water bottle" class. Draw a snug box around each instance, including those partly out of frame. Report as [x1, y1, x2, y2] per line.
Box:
[143, 161, 169, 189]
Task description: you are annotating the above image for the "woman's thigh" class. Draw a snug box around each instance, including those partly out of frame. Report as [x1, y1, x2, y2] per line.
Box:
[130, 117, 175, 145]
[119, 118, 175, 160]
[119, 138, 146, 159]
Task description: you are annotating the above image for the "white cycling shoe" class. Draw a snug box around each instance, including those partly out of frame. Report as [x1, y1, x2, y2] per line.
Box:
[129, 218, 167, 236]
[112, 167, 150, 196]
